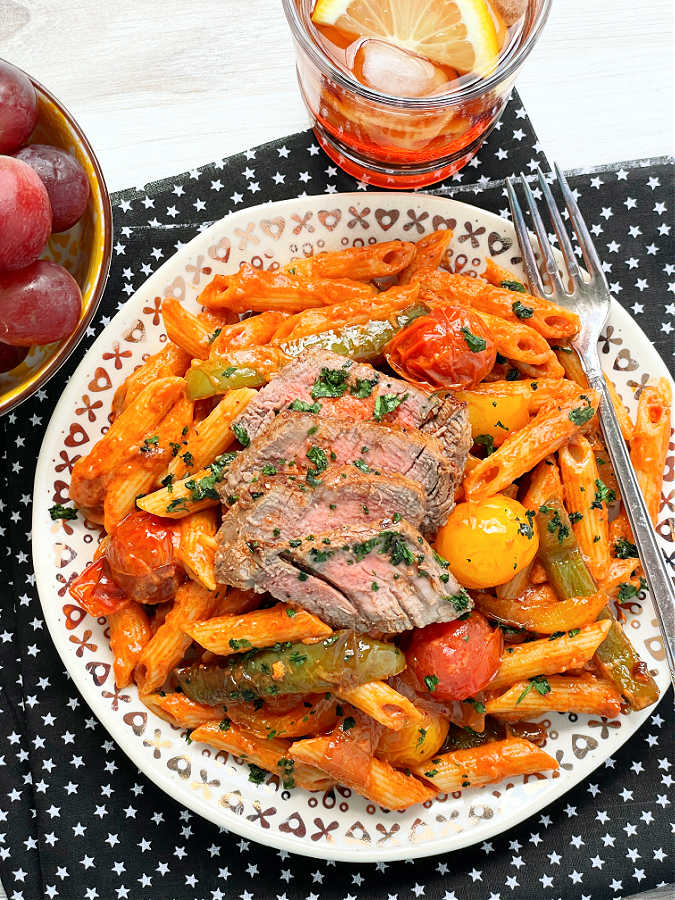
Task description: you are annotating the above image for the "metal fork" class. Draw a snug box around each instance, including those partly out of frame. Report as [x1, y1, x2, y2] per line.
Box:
[506, 164, 675, 688]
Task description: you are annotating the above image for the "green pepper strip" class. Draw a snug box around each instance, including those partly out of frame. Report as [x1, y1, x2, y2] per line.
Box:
[176, 630, 405, 704]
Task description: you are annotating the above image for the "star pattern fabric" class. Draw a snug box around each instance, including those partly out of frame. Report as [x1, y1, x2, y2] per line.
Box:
[1, 93, 673, 900]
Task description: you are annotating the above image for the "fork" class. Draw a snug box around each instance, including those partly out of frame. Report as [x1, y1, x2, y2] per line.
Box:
[506, 164, 675, 689]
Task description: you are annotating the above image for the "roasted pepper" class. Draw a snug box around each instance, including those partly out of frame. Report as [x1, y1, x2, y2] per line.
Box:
[176, 631, 405, 704]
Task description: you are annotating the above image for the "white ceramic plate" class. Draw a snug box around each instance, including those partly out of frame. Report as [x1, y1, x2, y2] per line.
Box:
[33, 193, 673, 862]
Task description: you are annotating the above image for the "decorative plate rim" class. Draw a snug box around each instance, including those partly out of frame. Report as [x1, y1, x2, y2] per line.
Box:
[32, 192, 672, 862]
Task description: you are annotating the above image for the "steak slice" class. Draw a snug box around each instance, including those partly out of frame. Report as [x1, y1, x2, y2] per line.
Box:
[231, 348, 470, 470]
[216, 518, 469, 633]
[217, 410, 455, 535]
[215, 467, 426, 588]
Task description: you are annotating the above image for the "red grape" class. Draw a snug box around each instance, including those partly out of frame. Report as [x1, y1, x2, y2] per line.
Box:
[0, 340, 28, 372]
[0, 60, 38, 154]
[0, 156, 52, 271]
[0, 260, 82, 345]
[16, 144, 90, 232]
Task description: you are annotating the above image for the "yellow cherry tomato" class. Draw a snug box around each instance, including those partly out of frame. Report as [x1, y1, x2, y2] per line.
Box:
[377, 711, 449, 768]
[455, 390, 530, 447]
[435, 495, 539, 589]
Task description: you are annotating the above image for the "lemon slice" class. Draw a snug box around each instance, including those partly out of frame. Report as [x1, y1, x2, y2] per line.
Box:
[312, 0, 500, 77]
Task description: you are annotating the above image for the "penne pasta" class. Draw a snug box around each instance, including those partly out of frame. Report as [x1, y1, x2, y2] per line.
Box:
[464, 390, 600, 501]
[335, 681, 424, 731]
[224, 693, 338, 739]
[482, 257, 525, 290]
[70, 376, 186, 511]
[185, 603, 332, 654]
[103, 393, 194, 533]
[399, 230, 452, 283]
[290, 734, 436, 809]
[522, 456, 563, 509]
[270, 282, 419, 346]
[604, 374, 634, 441]
[474, 311, 561, 369]
[411, 738, 558, 791]
[552, 344, 587, 387]
[287, 240, 416, 282]
[558, 435, 611, 582]
[177, 507, 220, 591]
[142, 692, 226, 729]
[134, 582, 223, 694]
[209, 310, 289, 357]
[167, 388, 256, 479]
[108, 601, 152, 689]
[630, 377, 672, 525]
[190, 721, 334, 791]
[199, 262, 378, 313]
[162, 297, 219, 359]
[485, 674, 624, 719]
[488, 621, 612, 692]
[112, 343, 190, 418]
[411, 268, 579, 340]
[475, 591, 608, 633]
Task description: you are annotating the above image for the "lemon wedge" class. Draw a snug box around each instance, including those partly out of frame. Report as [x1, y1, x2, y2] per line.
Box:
[312, 0, 500, 77]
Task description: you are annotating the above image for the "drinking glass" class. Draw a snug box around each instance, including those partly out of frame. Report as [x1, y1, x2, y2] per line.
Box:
[282, 0, 552, 189]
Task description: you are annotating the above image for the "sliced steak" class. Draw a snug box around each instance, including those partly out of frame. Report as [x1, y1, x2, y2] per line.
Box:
[216, 518, 469, 633]
[215, 467, 426, 587]
[232, 348, 470, 471]
[217, 410, 455, 534]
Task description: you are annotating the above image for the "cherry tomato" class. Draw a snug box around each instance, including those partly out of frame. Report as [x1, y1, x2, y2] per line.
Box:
[435, 495, 539, 589]
[69, 557, 129, 617]
[407, 612, 502, 701]
[106, 510, 178, 604]
[385, 304, 496, 390]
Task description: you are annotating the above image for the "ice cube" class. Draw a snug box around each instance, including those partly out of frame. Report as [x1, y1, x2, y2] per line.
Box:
[352, 39, 448, 98]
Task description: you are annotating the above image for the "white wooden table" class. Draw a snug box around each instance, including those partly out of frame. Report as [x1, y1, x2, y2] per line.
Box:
[0, 2, 673, 897]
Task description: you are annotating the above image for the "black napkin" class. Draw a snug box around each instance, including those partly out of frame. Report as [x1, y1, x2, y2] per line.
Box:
[1, 94, 673, 900]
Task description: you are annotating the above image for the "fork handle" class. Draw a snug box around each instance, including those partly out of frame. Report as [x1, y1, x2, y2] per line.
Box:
[585, 367, 675, 689]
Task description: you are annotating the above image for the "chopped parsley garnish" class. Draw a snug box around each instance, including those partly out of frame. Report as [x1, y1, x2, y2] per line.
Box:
[569, 404, 595, 426]
[311, 366, 349, 399]
[392, 512, 401, 523]
[289, 650, 307, 665]
[353, 459, 370, 473]
[433, 550, 450, 568]
[248, 764, 267, 784]
[569, 511, 583, 524]
[218, 718, 231, 731]
[371, 581, 379, 591]
[568, 628, 580, 637]
[229, 638, 251, 650]
[289, 399, 322, 413]
[469, 699, 486, 714]
[618, 582, 640, 601]
[232, 423, 250, 447]
[373, 392, 408, 422]
[261, 464, 277, 476]
[166, 498, 189, 513]
[512, 300, 534, 319]
[297, 572, 308, 582]
[306, 445, 328, 474]
[207, 327, 222, 344]
[591, 478, 616, 510]
[516, 674, 551, 705]
[181, 450, 194, 467]
[446, 589, 470, 613]
[169, 441, 181, 457]
[140, 435, 159, 453]
[500, 279, 526, 293]
[539, 504, 570, 543]
[276, 757, 295, 789]
[424, 769, 439, 778]
[309, 547, 333, 564]
[424, 674, 439, 692]
[475, 434, 495, 455]
[614, 537, 638, 559]
[461, 326, 487, 353]
[286, 608, 296, 617]
[548, 632, 565, 641]
[220, 366, 237, 378]
[416, 727, 427, 747]
[350, 377, 377, 399]
[182, 452, 236, 502]
[49, 504, 78, 521]
[517, 516, 535, 539]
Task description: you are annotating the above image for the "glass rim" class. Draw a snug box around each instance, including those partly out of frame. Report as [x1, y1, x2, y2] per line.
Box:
[281, 0, 553, 109]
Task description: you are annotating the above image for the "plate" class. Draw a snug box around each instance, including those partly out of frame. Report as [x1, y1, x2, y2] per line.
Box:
[32, 192, 673, 862]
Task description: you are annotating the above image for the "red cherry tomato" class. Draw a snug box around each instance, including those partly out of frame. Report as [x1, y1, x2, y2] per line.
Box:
[106, 510, 178, 605]
[386, 304, 496, 390]
[407, 611, 503, 701]
[69, 557, 129, 618]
